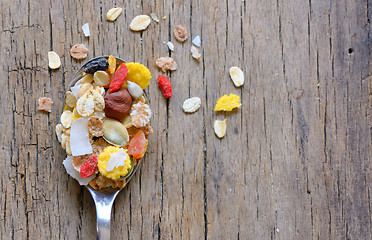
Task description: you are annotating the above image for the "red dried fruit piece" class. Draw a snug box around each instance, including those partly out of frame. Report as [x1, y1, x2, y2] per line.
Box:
[80, 155, 98, 178]
[109, 64, 128, 92]
[157, 75, 172, 98]
[128, 130, 148, 159]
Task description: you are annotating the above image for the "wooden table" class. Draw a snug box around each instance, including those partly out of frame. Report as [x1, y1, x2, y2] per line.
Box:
[1, 0, 371, 239]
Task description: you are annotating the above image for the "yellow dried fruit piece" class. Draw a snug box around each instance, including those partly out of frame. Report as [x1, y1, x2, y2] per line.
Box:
[215, 94, 242, 111]
[108, 55, 116, 75]
[214, 119, 227, 138]
[107, 7, 123, 21]
[229, 67, 244, 87]
[48, 51, 61, 69]
[129, 15, 151, 31]
[125, 62, 151, 89]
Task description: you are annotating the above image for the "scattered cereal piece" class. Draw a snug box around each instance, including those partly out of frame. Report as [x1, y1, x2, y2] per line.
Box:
[61, 110, 73, 128]
[156, 57, 177, 72]
[150, 13, 160, 23]
[38, 97, 53, 112]
[88, 116, 104, 137]
[65, 91, 77, 108]
[174, 25, 188, 42]
[108, 55, 116, 75]
[82, 23, 90, 37]
[183, 97, 201, 113]
[94, 71, 111, 87]
[76, 93, 95, 117]
[215, 94, 242, 111]
[214, 119, 227, 138]
[125, 62, 151, 89]
[191, 46, 201, 61]
[130, 102, 152, 128]
[127, 81, 144, 99]
[70, 44, 88, 60]
[63, 156, 96, 185]
[48, 51, 61, 69]
[70, 117, 93, 156]
[167, 42, 174, 51]
[129, 15, 151, 31]
[106, 7, 123, 21]
[163, 16, 167, 20]
[192, 36, 201, 47]
[229, 67, 244, 87]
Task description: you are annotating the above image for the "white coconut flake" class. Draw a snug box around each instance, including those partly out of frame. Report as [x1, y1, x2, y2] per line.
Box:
[106, 148, 127, 171]
[70, 85, 81, 99]
[63, 156, 96, 185]
[82, 23, 90, 37]
[70, 118, 93, 156]
[192, 36, 201, 47]
[167, 42, 174, 51]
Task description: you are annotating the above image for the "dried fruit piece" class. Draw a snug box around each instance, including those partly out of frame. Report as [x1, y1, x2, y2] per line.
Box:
[83, 58, 109, 74]
[70, 118, 93, 156]
[229, 67, 244, 87]
[70, 44, 89, 60]
[125, 62, 151, 89]
[110, 64, 128, 92]
[127, 81, 144, 99]
[157, 75, 172, 98]
[167, 42, 174, 51]
[48, 51, 61, 69]
[192, 36, 201, 47]
[156, 57, 177, 72]
[174, 25, 188, 42]
[80, 155, 98, 178]
[107, 7, 123, 21]
[183, 97, 201, 113]
[128, 130, 148, 159]
[65, 91, 77, 108]
[38, 97, 53, 112]
[215, 94, 242, 111]
[150, 13, 159, 23]
[76, 93, 95, 117]
[61, 110, 73, 128]
[214, 119, 227, 138]
[82, 23, 90, 37]
[191, 46, 201, 61]
[98, 146, 132, 180]
[108, 55, 116, 75]
[103, 118, 129, 146]
[94, 71, 111, 87]
[63, 156, 96, 185]
[129, 15, 151, 31]
[88, 116, 104, 137]
[130, 102, 152, 128]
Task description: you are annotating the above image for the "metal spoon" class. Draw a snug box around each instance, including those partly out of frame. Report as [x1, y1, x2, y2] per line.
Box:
[69, 56, 144, 239]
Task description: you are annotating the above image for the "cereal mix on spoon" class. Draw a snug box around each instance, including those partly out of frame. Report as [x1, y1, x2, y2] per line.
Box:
[56, 56, 152, 189]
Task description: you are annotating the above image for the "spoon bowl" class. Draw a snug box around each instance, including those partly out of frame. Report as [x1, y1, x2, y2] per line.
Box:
[68, 56, 145, 240]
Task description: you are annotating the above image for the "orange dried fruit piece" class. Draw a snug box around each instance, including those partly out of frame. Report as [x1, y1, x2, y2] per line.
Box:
[125, 62, 151, 89]
[128, 130, 148, 159]
[215, 94, 242, 111]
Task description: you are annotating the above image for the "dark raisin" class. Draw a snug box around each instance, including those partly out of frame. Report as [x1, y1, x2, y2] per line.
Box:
[83, 58, 109, 74]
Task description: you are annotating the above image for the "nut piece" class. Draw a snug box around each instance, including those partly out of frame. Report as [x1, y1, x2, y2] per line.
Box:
[48, 51, 61, 69]
[70, 44, 88, 60]
[104, 89, 132, 120]
[107, 7, 123, 21]
[76, 93, 95, 117]
[38, 97, 53, 112]
[183, 97, 201, 113]
[61, 110, 73, 128]
[214, 119, 227, 138]
[156, 57, 177, 72]
[88, 116, 104, 137]
[229, 67, 244, 87]
[129, 15, 151, 31]
[191, 46, 201, 62]
[174, 25, 188, 42]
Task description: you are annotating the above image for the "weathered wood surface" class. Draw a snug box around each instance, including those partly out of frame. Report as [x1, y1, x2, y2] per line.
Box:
[0, 0, 371, 239]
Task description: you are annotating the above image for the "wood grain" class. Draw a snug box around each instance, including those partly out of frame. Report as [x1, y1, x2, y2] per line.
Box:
[0, 0, 371, 239]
